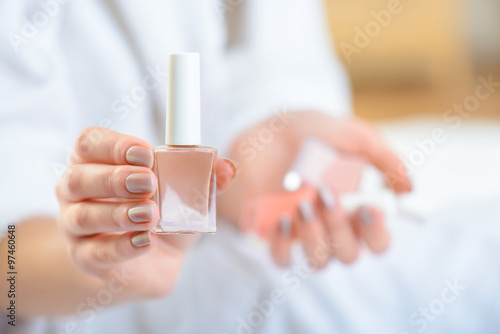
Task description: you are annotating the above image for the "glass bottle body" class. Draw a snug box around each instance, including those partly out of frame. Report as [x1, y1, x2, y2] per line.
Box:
[153, 145, 217, 234]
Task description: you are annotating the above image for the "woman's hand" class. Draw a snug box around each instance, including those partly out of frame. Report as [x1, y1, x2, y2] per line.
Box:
[56, 127, 236, 299]
[218, 111, 412, 269]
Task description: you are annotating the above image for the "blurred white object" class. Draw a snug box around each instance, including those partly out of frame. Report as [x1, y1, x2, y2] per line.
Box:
[285, 137, 400, 222]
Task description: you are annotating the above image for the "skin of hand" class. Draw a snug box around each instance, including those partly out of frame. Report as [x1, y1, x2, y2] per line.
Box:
[217, 111, 412, 269]
[55, 127, 236, 302]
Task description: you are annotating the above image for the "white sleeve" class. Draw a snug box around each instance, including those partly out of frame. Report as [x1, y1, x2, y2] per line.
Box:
[204, 0, 351, 154]
[0, 1, 79, 234]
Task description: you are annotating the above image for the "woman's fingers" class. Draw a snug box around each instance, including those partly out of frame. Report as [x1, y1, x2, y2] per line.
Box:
[216, 158, 237, 194]
[353, 206, 390, 254]
[57, 164, 156, 202]
[296, 200, 329, 269]
[268, 190, 389, 268]
[70, 231, 155, 273]
[308, 116, 412, 194]
[270, 194, 389, 268]
[343, 121, 412, 194]
[318, 186, 359, 264]
[61, 200, 158, 236]
[270, 216, 293, 267]
[72, 127, 154, 167]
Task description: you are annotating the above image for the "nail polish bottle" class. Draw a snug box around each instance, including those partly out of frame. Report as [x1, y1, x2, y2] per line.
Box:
[153, 53, 217, 234]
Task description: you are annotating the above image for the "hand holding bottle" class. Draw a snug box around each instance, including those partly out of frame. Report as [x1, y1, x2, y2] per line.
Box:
[218, 111, 412, 269]
[56, 127, 236, 298]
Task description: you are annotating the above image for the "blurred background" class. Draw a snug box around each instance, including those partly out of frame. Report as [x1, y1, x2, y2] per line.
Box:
[325, 0, 500, 120]
[323, 0, 500, 216]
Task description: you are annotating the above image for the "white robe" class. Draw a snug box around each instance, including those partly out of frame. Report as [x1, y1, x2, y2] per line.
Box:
[1, 0, 499, 333]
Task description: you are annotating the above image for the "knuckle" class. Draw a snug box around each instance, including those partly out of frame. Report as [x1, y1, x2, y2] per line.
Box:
[113, 238, 132, 261]
[64, 166, 82, 198]
[111, 204, 127, 230]
[70, 203, 88, 234]
[75, 129, 90, 154]
[75, 127, 100, 155]
[93, 244, 113, 264]
[106, 166, 125, 195]
[112, 135, 128, 164]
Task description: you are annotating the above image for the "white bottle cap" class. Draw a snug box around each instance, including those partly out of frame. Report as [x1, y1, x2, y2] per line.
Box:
[165, 53, 201, 145]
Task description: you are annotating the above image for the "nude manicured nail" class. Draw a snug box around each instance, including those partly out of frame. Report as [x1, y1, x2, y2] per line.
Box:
[128, 204, 154, 223]
[224, 158, 237, 179]
[126, 146, 154, 168]
[299, 200, 315, 223]
[280, 215, 292, 236]
[319, 185, 336, 210]
[126, 174, 154, 193]
[131, 231, 151, 247]
[359, 206, 374, 225]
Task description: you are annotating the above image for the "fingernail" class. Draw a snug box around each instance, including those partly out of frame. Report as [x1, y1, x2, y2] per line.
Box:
[128, 204, 154, 223]
[224, 158, 237, 179]
[280, 215, 292, 236]
[359, 206, 373, 225]
[126, 173, 155, 194]
[126, 146, 154, 168]
[299, 200, 315, 223]
[131, 231, 151, 247]
[319, 185, 336, 210]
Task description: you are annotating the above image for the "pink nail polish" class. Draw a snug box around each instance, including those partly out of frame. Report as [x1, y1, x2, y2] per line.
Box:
[299, 200, 315, 223]
[318, 185, 336, 210]
[359, 206, 374, 225]
[153, 54, 217, 234]
[280, 215, 292, 236]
